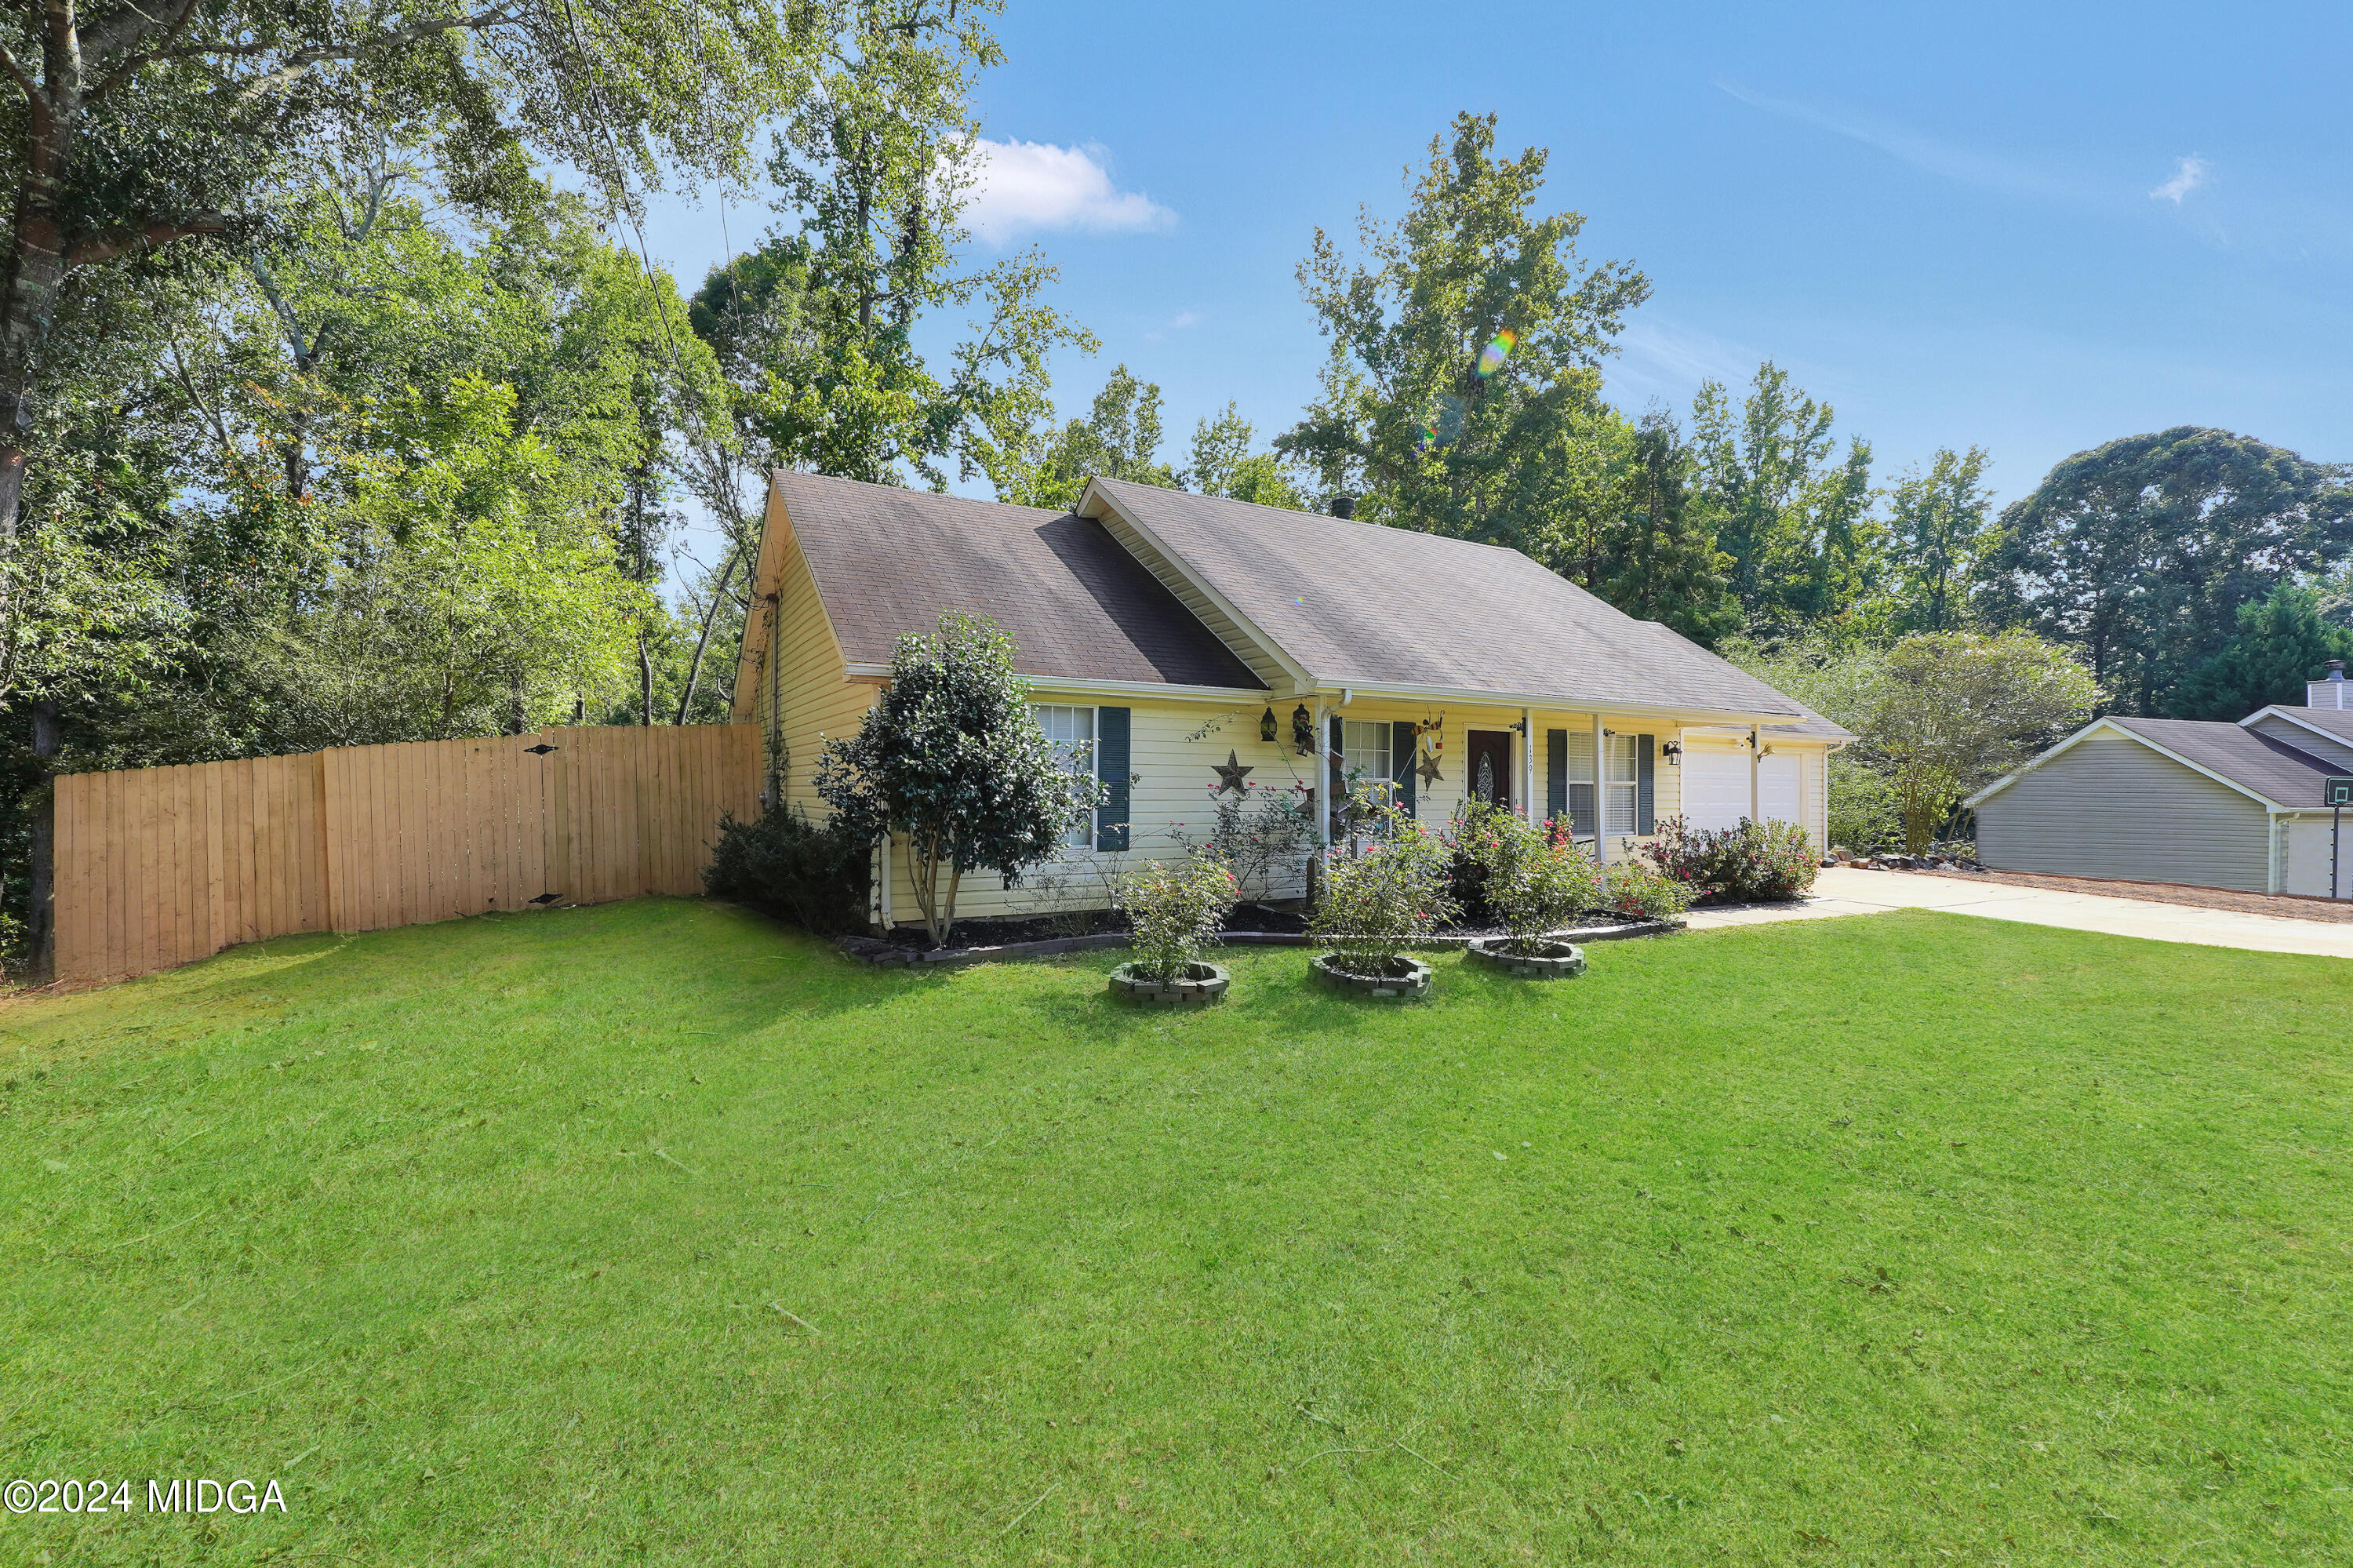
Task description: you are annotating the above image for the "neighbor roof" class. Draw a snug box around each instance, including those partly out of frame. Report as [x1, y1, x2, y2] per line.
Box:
[2242, 704, 2353, 744]
[776, 471, 1264, 690]
[2107, 716, 2340, 807]
[1087, 478, 1806, 719]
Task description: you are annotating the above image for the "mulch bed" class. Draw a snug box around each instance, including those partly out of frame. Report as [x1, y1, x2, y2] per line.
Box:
[1889, 866, 2353, 924]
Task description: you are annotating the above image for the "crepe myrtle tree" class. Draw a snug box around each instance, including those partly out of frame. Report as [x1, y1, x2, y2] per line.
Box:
[813, 612, 1103, 947]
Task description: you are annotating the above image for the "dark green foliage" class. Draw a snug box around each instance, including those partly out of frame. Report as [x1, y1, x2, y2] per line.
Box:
[2169, 583, 2353, 722]
[1645, 815, 1819, 903]
[813, 612, 1102, 945]
[701, 803, 869, 935]
[1984, 427, 2353, 715]
[1599, 408, 1740, 646]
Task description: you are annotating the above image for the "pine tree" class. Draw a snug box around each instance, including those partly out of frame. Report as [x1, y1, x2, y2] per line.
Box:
[2168, 584, 2353, 721]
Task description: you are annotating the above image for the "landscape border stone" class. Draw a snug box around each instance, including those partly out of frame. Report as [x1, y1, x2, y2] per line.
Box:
[1464, 937, 1588, 979]
[1310, 952, 1433, 1000]
[1107, 960, 1231, 1006]
[833, 915, 1675, 969]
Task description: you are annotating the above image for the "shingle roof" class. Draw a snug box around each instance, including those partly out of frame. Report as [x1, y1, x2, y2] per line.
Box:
[1090, 478, 1807, 719]
[776, 471, 1264, 690]
[2109, 716, 2341, 806]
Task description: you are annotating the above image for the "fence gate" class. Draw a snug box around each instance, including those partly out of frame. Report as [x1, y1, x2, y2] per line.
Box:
[53, 724, 760, 984]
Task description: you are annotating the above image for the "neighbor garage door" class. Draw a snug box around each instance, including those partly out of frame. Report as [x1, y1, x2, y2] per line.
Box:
[1760, 753, 1800, 828]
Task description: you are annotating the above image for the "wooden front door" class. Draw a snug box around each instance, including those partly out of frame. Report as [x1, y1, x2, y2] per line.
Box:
[1466, 729, 1513, 811]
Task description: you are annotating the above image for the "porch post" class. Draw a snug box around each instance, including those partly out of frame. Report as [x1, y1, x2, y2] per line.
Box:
[1521, 707, 1536, 826]
[1749, 726, 1762, 824]
[1313, 699, 1332, 858]
[1591, 712, 1609, 866]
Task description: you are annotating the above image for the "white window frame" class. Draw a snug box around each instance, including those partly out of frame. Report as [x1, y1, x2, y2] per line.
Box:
[1603, 734, 1639, 837]
[1341, 719, 1395, 808]
[1032, 703, 1100, 850]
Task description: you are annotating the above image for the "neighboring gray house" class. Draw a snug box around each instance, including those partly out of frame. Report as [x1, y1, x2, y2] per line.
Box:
[1967, 666, 2353, 897]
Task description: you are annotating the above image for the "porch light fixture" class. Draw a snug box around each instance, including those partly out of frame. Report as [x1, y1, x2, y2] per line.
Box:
[1660, 740, 1683, 766]
[1291, 703, 1315, 756]
[1260, 706, 1278, 743]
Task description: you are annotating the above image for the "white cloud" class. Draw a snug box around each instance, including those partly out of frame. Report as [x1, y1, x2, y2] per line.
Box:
[2151, 155, 2209, 205]
[962, 140, 1174, 244]
[1166, 311, 1203, 330]
[1717, 81, 2072, 200]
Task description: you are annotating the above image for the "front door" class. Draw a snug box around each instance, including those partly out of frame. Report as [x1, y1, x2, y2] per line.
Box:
[1466, 729, 1513, 811]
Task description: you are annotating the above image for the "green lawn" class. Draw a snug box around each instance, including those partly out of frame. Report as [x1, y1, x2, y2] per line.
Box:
[2, 900, 2348, 1565]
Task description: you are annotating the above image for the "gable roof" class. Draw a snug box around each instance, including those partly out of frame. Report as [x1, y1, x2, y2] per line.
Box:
[1969, 714, 2343, 809]
[2242, 704, 2353, 748]
[1083, 478, 1806, 721]
[773, 471, 1264, 691]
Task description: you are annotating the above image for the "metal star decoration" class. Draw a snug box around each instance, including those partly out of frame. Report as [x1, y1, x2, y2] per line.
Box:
[1212, 750, 1254, 794]
[1417, 750, 1444, 787]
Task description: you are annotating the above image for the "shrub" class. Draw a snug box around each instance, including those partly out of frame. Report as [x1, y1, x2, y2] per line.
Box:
[1117, 854, 1240, 983]
[1602, 859, 1694, 922]
[1311, 805, 1459, 974]
[1646, 816, 1817, 904]
[1170, 781, 1316, 901]
[814, 612, 1104, 946]
[703, 803, 871, 934]
[1451, 799, 1602, 951]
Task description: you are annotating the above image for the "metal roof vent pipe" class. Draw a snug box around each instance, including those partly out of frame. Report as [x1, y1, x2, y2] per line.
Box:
[2308, 659, 2350, 710]
[1329, 494, 1355, 520]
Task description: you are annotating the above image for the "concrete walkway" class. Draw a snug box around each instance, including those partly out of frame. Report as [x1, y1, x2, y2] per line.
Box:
[1683, 865, 2353, 959]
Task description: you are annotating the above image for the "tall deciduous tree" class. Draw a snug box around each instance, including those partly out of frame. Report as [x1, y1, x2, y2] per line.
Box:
[689, 5, 1091, 493]
[1982, 427, 2353, 715]
[1277, 111, 1649, 545]
[1184, 403, 1308, 511]
[1886, 446, 1995, 632]
[1688, 362, 1878, 635]
[1597, 409, 1739, 646]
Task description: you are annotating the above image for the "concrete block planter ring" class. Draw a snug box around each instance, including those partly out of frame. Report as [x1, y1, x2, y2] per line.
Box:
[1107, 961, 1231, 1006]
[1310, 953, 1434, 1000]
[1464, 937, 1589, 980]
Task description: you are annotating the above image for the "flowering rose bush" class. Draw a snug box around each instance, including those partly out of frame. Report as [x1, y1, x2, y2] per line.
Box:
[1311, 804, 1459, 974]
[1117, 853, 1241, 983]
[1645, 816, 1817, 904]
[1602, 859, 1694, 922]
[1450, 799, 1602, 951]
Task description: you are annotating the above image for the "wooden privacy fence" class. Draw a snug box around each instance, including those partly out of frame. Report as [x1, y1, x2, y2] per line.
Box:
[53, 723, 761, 984]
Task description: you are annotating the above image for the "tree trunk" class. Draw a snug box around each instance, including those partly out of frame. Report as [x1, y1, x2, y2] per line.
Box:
[24, 697, 59, 980]
[638, 630, 653, 725]
[671, 544, 741, 726]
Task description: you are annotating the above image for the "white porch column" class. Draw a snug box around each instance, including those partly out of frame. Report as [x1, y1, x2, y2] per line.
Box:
[1591, 713, 1608, 866]
[1521, 707, 1536, 825]
[1749, 726, 1762, 825]
[1313, 700, 1332, 857]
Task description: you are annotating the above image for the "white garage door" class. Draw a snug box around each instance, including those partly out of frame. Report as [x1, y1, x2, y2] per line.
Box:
[1682, 748, 1749, 831]
[1760, 753, 1801, 828]
[1679, 748, 1802, 833]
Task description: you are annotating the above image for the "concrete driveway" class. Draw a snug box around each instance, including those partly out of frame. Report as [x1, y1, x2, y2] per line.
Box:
[1683, 865, 2353, 959]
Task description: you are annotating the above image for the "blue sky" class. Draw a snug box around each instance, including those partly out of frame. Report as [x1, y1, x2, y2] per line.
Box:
[640, 0, 2350, 537]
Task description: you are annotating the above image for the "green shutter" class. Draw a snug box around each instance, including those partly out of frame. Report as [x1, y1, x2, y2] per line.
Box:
[1547, 729, 1568, 824]
[1095, 706, 1130, 851]
[1638, 733, 1656, 834]
[1328, 715, 1344, 813]
[1392, 720, 1418, 817]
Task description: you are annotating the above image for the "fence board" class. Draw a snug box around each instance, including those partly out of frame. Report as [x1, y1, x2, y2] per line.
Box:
[50, 723, 758, 984]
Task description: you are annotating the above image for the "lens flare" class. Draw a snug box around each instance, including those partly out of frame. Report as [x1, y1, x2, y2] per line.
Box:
[1476, 329, 1517, 377]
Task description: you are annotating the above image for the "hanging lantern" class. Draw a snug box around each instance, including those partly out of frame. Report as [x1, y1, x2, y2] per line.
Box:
[1291, 704, 1315, 756]
[1260, 706, 1278, 744]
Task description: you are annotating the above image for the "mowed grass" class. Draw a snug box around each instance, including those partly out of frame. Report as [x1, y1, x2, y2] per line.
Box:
[2, 901, 2349, 1565]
